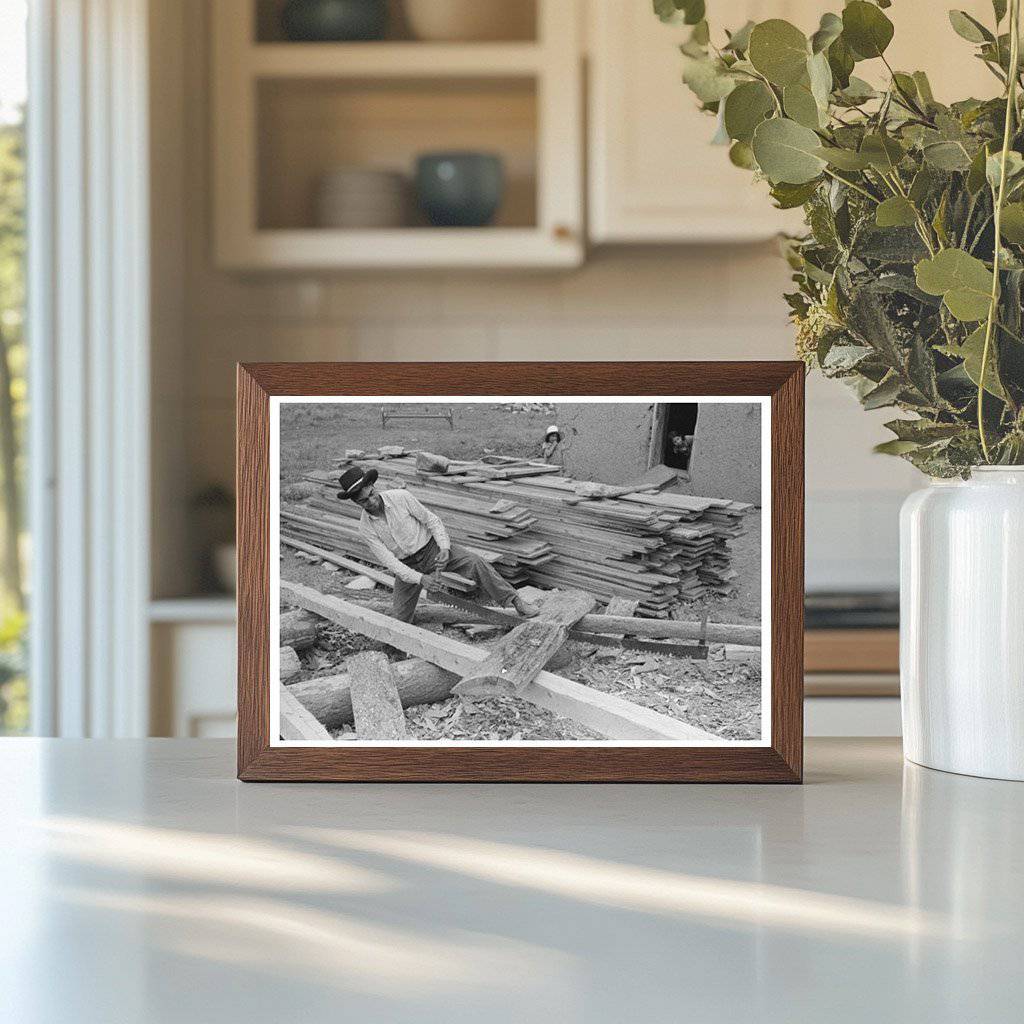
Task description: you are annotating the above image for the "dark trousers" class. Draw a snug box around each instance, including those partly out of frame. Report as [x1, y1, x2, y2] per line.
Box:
[393, 538, 518, 623]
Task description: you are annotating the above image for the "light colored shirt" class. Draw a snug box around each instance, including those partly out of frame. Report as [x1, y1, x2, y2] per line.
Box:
[359, 489, 450, 585]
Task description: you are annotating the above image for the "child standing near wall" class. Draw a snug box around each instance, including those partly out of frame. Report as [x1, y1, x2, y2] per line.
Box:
[539, 425, 563, 465]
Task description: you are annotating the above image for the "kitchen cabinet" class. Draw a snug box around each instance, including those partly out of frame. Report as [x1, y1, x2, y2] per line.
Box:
[212, 0, 583, 269]
[587, 0, 999, 244]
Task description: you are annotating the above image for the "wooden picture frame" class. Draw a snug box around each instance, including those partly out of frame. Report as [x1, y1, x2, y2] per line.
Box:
[238, 362, 804, 782]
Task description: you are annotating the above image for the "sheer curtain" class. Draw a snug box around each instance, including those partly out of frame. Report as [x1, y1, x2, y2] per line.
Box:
[28, 0, 150, 737]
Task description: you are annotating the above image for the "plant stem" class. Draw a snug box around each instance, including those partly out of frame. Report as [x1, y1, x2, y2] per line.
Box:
[880, 54, 930, 120]
[821, 167, 879, 203]
[979, 0, 1021, 463]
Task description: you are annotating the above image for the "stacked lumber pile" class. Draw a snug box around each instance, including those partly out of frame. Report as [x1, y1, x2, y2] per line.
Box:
[284, 469, 554, 586]
[280, 449, 752, 616]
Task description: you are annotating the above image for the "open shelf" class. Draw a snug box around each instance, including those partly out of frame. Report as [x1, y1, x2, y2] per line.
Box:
[254, 0, 538, 45]
[257, 76, 538, 232]
[249, 42, 544, 77]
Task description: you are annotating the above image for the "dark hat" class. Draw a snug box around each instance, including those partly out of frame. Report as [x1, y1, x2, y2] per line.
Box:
[336, 467, 378, 500]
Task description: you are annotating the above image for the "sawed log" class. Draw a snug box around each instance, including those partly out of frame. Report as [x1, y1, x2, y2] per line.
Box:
[453, 589, 597, 699]
[346, 651, 408, 740]
[289, 659, 457, 730]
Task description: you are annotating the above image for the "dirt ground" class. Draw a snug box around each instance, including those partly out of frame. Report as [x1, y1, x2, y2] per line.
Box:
[281, 551, 763, 742]
[278, 400, 763, 742]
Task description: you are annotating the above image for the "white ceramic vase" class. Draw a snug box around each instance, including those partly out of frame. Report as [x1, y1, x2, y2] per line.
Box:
[900, 467, 1024, 780]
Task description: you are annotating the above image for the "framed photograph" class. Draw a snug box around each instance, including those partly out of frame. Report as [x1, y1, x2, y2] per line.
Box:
[237, 362, 804, 782]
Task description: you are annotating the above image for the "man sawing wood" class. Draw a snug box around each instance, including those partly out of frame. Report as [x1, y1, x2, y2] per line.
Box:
[337, 466, 540, 623]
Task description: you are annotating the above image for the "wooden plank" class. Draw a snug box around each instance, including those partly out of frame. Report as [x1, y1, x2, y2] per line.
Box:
[576, 613, 759, 646]
[280, 580, 717, 741]
[279, 687, 332, 741]
[319, 591, 758, 648]
[603, 596, 640, 617]
[454, 589, 596, 698]
[280, 534, 475, 590]
[346, 651, 408, 740]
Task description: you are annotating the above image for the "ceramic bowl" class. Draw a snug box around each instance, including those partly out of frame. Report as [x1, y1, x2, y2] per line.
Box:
[403, 0, 534, 42]
[414, 152, 505, 227]
[314, 167, 409, 228]
[280, 0, 388, 42]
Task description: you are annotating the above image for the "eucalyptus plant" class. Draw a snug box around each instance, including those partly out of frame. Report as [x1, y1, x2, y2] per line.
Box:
[658, 0, 1024, 474]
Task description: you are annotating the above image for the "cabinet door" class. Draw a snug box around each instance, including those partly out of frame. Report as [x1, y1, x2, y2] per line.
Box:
[588, 1, 814, 243]
[588, 1, 1002, 245]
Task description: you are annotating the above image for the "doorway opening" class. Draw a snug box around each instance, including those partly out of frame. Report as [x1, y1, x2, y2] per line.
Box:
[660, 403, 698, 471]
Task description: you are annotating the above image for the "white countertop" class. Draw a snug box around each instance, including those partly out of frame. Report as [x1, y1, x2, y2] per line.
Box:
[2, 738, 1021, 1023]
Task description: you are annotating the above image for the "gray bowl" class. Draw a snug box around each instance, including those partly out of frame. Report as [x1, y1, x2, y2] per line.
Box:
[415, 152, 505, 228]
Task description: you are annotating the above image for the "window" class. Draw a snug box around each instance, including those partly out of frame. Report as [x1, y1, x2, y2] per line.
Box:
[0, 0, 28, 734]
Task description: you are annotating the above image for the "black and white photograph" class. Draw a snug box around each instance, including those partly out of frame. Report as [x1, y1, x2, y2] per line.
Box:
[271, 397, 768, 745]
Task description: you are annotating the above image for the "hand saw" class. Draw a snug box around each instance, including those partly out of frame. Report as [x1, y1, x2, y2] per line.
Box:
[423, 582, 709, 659]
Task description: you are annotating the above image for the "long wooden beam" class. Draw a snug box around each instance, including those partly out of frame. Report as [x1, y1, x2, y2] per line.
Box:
[280, 687, 333, 741]
[281, 580, 719, 742]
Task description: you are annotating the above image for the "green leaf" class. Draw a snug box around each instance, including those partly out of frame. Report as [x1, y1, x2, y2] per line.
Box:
[653, 0, 676, 23]
[860, 133, 905, 173]
[959, 324, 1007, 398]
[783, 83, 822, 129]
[915, 249, 994, 321]
[948, 10, 993, 44]
[723, 81, 775, 143]
[862, 374, 902, 409]
[923, 141, 973, 171]
[681, 55, 736, 103]
[752, 117, 827, 184]
[892, 72, 919, 103]
[885, 418, 963, 443]
[681, 0, 705, 25]
[815, 146, 872, 170]
[724, 20, 755, 53]
[842, 1, 894, 60]
[855, 226, 929, 263]
[810, 12, 843, 54]
[993, 1, 1008, 24]
[728, 140, 758, 169]
[807, 51, 833, 110]
[654, 0, 705, 25]
[909, 165, 936, 205]
[689, 20, 710, 46]
[875, 196, 918, 228]
[770, 179, 820, 208]
[986, 150, 1024, 190]
[748, 19, 810, 87]
[836, 75, 877, 104]
[827, 35, 855, 89]
[967, 143, 993, 193]
[1000, 202, 1024, 242]
[912, 71, 935, 105]
[710, 108, 731, 145]
[874, 439, 921, 455]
